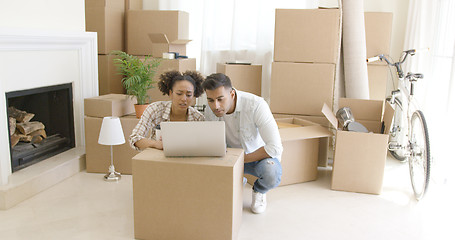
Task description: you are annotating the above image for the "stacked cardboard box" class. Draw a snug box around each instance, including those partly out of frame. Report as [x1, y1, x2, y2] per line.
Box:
[84, 94, 140, 174]
[365, 12, 393, 100]
[85, 0, 143, 95]
[270, 8, 342, 168]
[217, 63, 262, 96]
[124, 10, 197, 104]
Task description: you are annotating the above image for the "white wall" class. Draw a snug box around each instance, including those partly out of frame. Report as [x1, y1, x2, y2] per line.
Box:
[0, 0, 87, 185]
[0, 0, 85, 32]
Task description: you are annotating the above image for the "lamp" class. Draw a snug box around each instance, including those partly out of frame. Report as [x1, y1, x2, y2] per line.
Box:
[98, 116, 125, 181]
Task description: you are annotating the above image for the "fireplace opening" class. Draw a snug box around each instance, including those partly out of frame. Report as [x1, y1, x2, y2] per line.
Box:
[6, 83, 75, 172]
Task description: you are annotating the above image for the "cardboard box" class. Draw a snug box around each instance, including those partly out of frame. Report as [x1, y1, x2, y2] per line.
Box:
[125, 0, 142, 10]
[246, 118, 331, 186]
[270, 62, 335, 116]
[98, 54, 125, 95]
[144, 58, 196, 103]
[368, 64, 388, 100]
[132, 148, 244, 240]
[126, 10, 189, 55]
[274, 8, 341, 64]
[148, 33, 191, 58]
[322, 98, 394, 194]
[84, 94, 136, 118]
[85, 115, 140, 174]
[365, 12, 393, 60]
[85, 0, 125, 54]
[217, 63, 262, 96]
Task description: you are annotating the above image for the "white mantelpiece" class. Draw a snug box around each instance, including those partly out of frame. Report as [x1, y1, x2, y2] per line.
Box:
[0, 30, 98, 187]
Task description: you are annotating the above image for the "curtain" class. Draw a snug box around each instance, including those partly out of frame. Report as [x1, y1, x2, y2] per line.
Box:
[403, 0, 455, 183]
[148, 0, 319, 103]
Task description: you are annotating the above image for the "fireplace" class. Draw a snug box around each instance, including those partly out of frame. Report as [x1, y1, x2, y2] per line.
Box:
[6, 83, 75, 172]
[0, 30, 98, 209]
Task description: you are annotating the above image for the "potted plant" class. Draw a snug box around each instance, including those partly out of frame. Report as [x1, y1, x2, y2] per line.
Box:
[111, 50, 161, 118]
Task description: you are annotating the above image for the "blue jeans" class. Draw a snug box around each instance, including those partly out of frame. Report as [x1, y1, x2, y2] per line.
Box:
[244, 158, 282, 194]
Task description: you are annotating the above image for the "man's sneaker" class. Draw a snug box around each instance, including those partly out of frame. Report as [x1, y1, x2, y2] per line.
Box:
[251, 190, 267, 214]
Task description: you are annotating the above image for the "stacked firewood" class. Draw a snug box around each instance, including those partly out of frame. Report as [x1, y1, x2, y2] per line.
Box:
[8, 107, 47, 147]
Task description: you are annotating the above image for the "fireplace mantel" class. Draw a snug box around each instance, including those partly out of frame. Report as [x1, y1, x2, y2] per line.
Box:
[0, 29, 98, 187]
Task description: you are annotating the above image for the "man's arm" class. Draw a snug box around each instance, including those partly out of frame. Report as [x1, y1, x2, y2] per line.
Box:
[244, 146, 271, 163]
[248, 99, 283, 162]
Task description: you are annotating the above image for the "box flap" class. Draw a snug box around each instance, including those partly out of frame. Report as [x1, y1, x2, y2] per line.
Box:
[148, 33, 170, 44]
[338, 98, 383, 121]
[382, 101, 394, 134]
[277, 121, 301, 129]
[279, 125, 332, 142]
[170, 39, 192, 44]
[321, 103, 338, 129]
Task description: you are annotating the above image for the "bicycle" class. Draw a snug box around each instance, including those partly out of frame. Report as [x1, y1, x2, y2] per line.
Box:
[367, 49, 431, 200]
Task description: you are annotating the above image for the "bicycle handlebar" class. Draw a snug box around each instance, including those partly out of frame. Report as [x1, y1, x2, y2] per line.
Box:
[366, 48, 429, 78]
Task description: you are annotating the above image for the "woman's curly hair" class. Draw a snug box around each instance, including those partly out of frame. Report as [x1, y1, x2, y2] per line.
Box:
[158, 70, 204, 98]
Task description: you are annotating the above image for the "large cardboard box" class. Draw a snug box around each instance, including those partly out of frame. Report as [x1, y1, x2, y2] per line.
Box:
[85, 0, 125, 54]
[98, 54, 125, 95]
[126, 10, 189, 55]
[85, 115, 140, 174]
[365, 12, 393, 60]
[132, 148, 244, 240]
[125, 0, 143, 10]
[274, 8, 341, 64]
[322, 98, 394, 194]
[144, 58, 197, 103]
[217, 63, 262, 96]
[270, 62, 335, 116]
[246, 118, 331, 186]
[148, 33, 191, 58]
[368, 64, 389, 100]
[84, 94, 136, 118]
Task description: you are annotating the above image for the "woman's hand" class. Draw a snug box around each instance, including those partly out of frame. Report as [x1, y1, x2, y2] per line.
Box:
[135, 138, 163, 150]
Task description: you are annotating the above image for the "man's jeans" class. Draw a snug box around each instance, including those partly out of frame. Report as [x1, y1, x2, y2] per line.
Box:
[244, 158, 282, 194]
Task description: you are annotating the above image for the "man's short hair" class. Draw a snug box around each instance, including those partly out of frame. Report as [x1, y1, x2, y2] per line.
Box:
[202, 73, 232, 91]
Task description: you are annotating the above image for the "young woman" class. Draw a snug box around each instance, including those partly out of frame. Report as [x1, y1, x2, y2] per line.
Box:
[129, 70, 204, 150]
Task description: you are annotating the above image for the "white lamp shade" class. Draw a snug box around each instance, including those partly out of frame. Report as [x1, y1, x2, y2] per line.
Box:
[98, 117, 125, 145]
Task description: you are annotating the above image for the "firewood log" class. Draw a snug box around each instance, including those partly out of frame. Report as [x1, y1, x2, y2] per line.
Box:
[8, 106, 34, 123]
[16, 121, 45, 135]
[11, 133, 20, 147]
[9, 117, 16, 136]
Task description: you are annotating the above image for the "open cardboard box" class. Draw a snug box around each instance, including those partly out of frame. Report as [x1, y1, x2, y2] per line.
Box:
[322, 98, 394, 194]
[126, 10, 189, 55]
[245, 118, 331, 186]
[148, 33, 191, 58]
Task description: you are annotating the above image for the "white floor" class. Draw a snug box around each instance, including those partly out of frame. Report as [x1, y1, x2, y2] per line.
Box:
[0, 157, 454, 240]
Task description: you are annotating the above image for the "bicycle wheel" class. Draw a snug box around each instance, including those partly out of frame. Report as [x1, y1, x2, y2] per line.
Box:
[409, 110, 431, 200]
[386, 97, 407, 161]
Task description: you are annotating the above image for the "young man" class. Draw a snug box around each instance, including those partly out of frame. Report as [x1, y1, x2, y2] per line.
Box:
[202, 73, 283, 214]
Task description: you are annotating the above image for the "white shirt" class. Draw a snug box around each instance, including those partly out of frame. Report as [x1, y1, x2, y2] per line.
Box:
[222, 112, 241, 148]
[205, 90, 283, 161]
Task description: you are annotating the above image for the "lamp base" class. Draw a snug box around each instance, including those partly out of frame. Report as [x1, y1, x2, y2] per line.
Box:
[104, 171, 121, 181]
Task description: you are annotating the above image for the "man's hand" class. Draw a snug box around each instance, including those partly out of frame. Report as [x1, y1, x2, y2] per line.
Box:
[244, 147, 271, 163]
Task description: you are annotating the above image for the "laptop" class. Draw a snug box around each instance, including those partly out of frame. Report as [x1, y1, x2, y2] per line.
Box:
[160, 121, 226, 157]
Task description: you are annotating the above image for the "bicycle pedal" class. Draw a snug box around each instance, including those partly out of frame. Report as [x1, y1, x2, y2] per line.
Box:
[388, 142, 402, 151]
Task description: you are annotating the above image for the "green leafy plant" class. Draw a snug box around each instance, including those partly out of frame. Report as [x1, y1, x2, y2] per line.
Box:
[111, 51, 161, 105]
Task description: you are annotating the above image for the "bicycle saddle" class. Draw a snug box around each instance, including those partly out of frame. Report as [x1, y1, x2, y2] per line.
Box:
[406, 72, 424, 79]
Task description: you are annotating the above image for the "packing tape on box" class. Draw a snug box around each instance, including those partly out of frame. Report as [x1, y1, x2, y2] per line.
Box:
[163, 52, 175, 59]
[342, 0, 370, 99]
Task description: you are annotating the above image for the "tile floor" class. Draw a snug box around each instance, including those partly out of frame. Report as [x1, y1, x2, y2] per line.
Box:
[0, 157, 454, 240]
